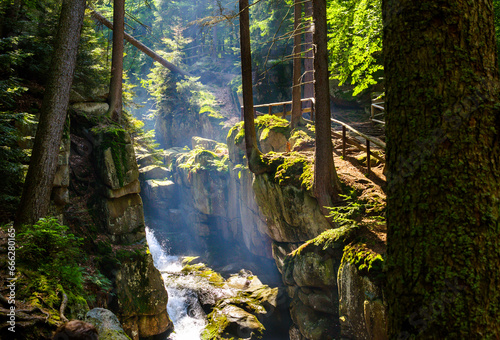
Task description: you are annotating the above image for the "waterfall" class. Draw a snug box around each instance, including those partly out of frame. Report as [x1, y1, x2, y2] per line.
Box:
[146, 227, 207, 340]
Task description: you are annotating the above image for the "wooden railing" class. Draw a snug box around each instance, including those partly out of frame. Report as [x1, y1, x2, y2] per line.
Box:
[370, 101, 385, 125]
[331, 118, 385, 175]
[240, 97, 315, 121]
[240, 97, 386, 174]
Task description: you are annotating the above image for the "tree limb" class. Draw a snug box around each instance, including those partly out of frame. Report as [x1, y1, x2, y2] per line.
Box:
[89, 9, 190, 77]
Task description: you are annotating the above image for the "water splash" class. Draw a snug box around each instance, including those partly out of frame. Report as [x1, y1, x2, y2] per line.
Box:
[146, 227, 207, 340]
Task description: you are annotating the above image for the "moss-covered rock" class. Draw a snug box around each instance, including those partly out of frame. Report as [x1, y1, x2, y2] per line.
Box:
[253, 173, 330, 243]
[86, 308, 131, 340]
[114, 247, 172, 339]
[337, 244, 386, 340]
[92, 125, 139, 190]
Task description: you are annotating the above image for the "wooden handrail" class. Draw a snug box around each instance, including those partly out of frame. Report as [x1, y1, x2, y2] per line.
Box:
[331, 118, 386, 149]
[240, 97, 316, 121]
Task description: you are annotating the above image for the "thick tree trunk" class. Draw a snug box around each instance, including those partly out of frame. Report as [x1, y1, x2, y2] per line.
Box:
[383, 0, 500, 337]
[90, 10, 190, 77]
[239, 0, 266, 174]
[108, 0, 125, 123]
[290, 0, 302, 129]
[303, 0, 314, 106]
[313, 0, 340, 212]
[15, 0, 86, 227]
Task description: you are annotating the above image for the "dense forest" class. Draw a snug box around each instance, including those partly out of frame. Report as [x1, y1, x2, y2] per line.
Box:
[0, 0, 499, 339]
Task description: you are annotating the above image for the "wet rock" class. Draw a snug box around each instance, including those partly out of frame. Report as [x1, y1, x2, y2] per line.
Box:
[272, 242, 300, 274]
[92, 128, 139, 190]
[139, 165, 170, 180]
[290, 298, 340, 340]
[192, 136, 220, 151]
[86, 308, 130, 340]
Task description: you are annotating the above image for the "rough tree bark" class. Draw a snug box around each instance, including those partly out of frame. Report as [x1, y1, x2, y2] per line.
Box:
[107, 0, 125, 123]
[239, 0, 267, 174]
[312, 0, 340, 212]
[89, 10, 190, 77]
[290, 0, 302, 129]
[15, 0, 86, 227]
[303, 0, 314, 106]
[383, 0, 500, 337]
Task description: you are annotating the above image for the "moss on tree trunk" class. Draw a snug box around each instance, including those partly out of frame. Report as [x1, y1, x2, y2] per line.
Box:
[383, 0, 500, 337]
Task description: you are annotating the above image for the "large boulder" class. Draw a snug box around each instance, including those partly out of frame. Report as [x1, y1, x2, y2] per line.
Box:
[86, 308, 130, 340]
[114, 249, 173, 340]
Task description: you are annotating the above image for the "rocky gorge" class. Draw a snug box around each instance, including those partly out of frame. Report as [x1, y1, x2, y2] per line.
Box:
[137, 99, 389, 339]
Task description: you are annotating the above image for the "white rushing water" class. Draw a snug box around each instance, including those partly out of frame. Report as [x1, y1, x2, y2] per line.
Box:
[146, 228, 207, 340]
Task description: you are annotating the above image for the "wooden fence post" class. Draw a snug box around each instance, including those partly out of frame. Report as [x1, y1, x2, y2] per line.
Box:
[342, 126, 346, 158]
[367, 139, 371, 175]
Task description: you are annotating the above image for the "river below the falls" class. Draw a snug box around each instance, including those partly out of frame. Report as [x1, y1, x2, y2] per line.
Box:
[146, 227, 207, 340]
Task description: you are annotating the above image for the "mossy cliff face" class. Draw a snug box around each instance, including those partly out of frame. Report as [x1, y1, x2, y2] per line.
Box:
[226, 117, 330, 258]
[154, 98, 227, 149]
[139, 135, 274, 261]
[337, 245, 387, 340]
[68, 107, 171, 340]
[282, 226, 387, 340]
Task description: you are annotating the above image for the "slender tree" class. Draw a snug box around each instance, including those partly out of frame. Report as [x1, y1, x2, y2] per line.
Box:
[312, 0, 340, 212]
[239, 0, 267, 174]
[15, 0, 86, 227]
[107, 0, 125, 123]
[290, 0, 302, 129]
[383, 0, 500, 337]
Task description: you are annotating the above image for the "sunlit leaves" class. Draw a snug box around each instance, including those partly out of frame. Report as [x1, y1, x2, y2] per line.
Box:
[327, 0, 383, 95]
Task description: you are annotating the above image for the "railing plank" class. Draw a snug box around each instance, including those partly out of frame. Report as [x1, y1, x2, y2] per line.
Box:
[331, 118, 386, 149]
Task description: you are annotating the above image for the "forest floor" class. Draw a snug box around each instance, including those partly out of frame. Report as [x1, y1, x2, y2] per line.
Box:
[331, 106, 387, 255]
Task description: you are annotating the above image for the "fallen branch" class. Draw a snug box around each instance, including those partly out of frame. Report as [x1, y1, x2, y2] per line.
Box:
[59, 291, 68, 322]
[89, 9, 190, 77]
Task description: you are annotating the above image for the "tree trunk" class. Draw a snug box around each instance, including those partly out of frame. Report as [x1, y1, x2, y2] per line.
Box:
[212, 0, 218, 61]
[239, 0, 267, 174]
[90, 10, 190, 77]
[383, 0, 500, 337]
[290, 0, 302, 129]
[313, 0, 340, 212]
[15, 0, 86, 227]
[303, 0, 314, 106]
[108, 0, 125, 123]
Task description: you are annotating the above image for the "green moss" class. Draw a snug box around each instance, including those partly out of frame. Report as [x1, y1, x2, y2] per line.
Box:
[342, 243, 385, 281]
[92, 125, 130, 187]
[289, 128, 315, 150]
[271, 152, 314, 190]
[181, 262, 225, 287]
[177, 146, 229, 173]
[230, 114, 290, 146]
[201, 311, 230, 340]
[283, 225, 358, 277]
